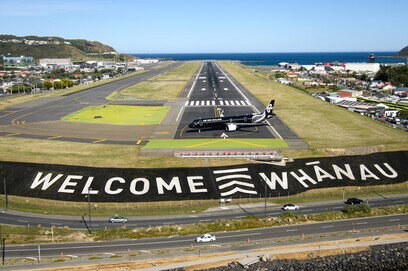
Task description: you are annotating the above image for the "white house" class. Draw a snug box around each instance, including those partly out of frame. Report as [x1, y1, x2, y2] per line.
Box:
[344, 63, 380, 73]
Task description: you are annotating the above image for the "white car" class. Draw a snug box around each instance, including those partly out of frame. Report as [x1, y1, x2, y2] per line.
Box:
[281, 204, 299, 211]
[109, 216, 128, 223]
[196, 234, 216, 243]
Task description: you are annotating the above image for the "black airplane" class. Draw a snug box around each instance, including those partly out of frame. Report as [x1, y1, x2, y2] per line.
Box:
[188, 100, 275, 132]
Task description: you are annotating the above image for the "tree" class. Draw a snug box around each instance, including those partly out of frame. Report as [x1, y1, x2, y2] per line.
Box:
[53, 81, 62, 89]
[43, 80, 53, 90]
[399, 109, 408, 119]
[61, 78, 74, 88]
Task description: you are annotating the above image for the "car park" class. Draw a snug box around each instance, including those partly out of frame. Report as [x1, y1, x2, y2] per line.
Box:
[196, 234, 216, 243]
[281, 204, 299, 211]
[109, 216, 128, 223]
[345, 198, 364, 205]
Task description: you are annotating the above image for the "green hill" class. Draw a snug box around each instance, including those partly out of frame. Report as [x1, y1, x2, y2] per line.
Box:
[397, 45, 408, 57]
[0, 34, 134, 61]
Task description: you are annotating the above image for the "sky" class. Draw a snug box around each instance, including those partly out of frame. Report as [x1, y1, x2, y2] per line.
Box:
[0, 0, 407, 53]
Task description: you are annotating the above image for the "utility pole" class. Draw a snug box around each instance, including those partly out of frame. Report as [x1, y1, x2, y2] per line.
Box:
[264, 180, 267, 221]
[3, 179, 7, 211]
[87, 188, 92, 231]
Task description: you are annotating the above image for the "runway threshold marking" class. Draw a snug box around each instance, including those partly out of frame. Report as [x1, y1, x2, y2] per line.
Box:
[47, 135, 61, 140]
[92, 139, 106, 144]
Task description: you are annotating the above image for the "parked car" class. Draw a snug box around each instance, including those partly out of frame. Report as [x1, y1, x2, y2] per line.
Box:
[281, 204, 299, 211]
[196, 234, 216, 243]
[109, 216, 128, 223]
[345, 198, 364, 205]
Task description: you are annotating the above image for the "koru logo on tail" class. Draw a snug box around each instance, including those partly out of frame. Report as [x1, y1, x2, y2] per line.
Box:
[213, 168, 257, 197]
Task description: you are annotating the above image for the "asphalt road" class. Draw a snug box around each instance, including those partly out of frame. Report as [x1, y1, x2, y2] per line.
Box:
[175, 61, 276, 139]
[4, 213, 407, 258]
[1, 195, 406, 230]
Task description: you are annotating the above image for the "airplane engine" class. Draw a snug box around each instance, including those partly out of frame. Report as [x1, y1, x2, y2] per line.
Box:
[226, 123, 237, 131]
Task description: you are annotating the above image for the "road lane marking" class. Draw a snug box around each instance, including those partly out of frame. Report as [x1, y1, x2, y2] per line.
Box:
[321, 225, 334, 228]
[47, 135, 61, 140]
[184, 101, 188, 106]
[356, 222, 367, 225]
[286, 229, 298, 232]
[221, 233, 261, 238]
[176, 106, 185, 122]
[6, 133, 20, 137]
[17, 220, 28, 223]
[389, 219, 400, 222]
[51, 223, 62, 226]
[333, 207, 342, 209]
[92, 139, 106, 144]
[188, 62, 204, 97]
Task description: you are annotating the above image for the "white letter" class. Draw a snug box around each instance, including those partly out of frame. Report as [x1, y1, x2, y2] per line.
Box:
[58, 175, 82, 193]
[81, 177, 99, 194]
[290, 170, 317, 188]
[313, 165, 335, 182]
[187, 176, 207, 193]
[130, 178, 150, 195]
[30, 172, 63, 190]
[374, 163, 398, 178]
[332, 164, 355, 180]
[359, 165, 380, 180]
[105, 177, 125, 195]
[259, 172, 288, 190]
[156, 177, 182, 194]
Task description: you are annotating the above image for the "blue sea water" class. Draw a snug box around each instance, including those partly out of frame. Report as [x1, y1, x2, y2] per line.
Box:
[131, 52, 405, 66]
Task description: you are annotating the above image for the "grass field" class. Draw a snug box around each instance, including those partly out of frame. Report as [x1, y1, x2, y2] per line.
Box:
[0, 70, 147, 110]
[112, 61, 200, 100]
[0, 136, 245, 168]
[62, 105, 169, 125]
[219, 61, 408, 157]
[144, 138, 288, 149]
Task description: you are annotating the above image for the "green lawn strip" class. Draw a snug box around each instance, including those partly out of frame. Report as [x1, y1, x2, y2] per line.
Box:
[62, 105, 169, 125]
[0, 70, 147, 110]
[218, 61, 408, 154]
[143, 138, 288, 149]
[1, 204, 406, 245]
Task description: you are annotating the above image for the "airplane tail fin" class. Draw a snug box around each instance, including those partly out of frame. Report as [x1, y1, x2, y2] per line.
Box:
[265, 100, 275, 118]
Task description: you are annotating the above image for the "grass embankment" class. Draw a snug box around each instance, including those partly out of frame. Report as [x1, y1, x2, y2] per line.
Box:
[219, 61, 408, 157]
[62, 105, 170, 125]
[1, 182, 406, 217]
[109, 61, 200, 100]
[0, 70, 147, 110]
[144, 138, 288, 149]
[1, 204, 406, 245]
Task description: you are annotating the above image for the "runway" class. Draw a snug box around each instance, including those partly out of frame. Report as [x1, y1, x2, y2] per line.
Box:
[4, 213, 407, 258]
[175, 61, 278, 139]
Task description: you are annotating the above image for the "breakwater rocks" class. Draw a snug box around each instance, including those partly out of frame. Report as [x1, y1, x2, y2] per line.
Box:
[197, 242, 408, 271]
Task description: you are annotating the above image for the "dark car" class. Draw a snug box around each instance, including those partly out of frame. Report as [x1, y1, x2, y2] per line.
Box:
[345, 198, 364, 205]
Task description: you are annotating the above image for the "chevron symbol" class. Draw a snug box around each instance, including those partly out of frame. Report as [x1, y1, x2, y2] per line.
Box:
[213, 168, 257, 197]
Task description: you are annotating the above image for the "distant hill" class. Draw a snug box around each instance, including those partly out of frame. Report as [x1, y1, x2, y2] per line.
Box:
[397, 45, 408, 56]
[0, 34, 135, 62]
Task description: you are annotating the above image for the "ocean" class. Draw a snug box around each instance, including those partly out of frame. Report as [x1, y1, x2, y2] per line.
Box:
[131, 52, 405, 66]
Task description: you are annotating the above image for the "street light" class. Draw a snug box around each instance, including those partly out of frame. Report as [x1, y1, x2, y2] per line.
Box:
[85, 188, 92, 231]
